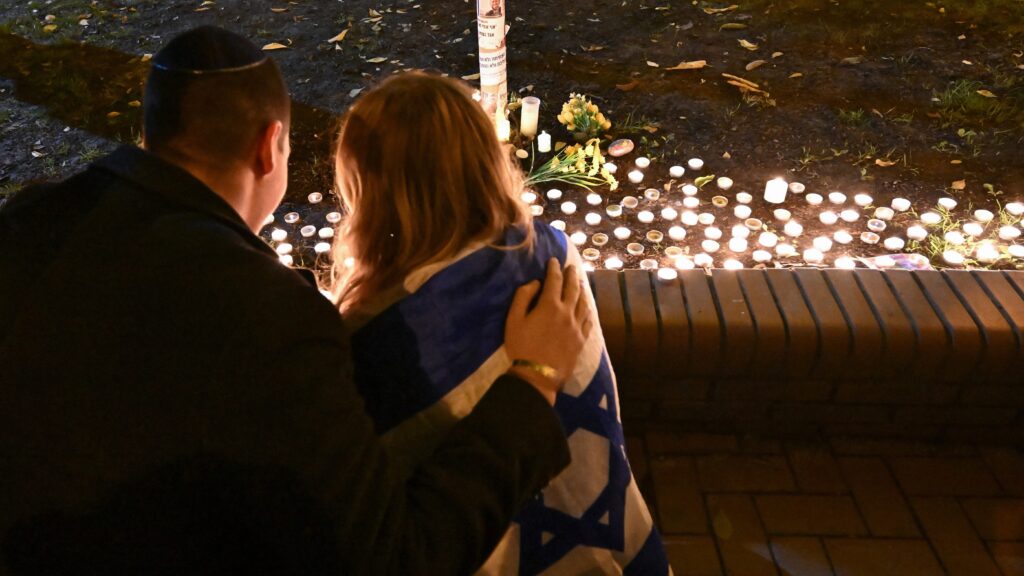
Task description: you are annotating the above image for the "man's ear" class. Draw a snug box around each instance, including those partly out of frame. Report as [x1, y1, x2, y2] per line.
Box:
[255, 121, 284, 177]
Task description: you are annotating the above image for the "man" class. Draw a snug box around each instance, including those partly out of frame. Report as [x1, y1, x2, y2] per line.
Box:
[483, 0, 503, 17]
[0, 27, 588, 575]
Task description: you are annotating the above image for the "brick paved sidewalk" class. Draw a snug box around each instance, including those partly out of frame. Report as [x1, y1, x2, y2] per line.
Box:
[628, 433, 1024, 575]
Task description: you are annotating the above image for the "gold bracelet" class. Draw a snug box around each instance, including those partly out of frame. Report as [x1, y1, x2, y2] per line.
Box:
[511, 359, 560, 381]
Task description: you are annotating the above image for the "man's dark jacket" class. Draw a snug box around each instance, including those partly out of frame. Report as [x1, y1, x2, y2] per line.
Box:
[0, 146, 570, 575]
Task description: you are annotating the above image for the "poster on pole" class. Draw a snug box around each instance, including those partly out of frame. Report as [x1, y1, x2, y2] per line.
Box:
[477, 0, 507, 117]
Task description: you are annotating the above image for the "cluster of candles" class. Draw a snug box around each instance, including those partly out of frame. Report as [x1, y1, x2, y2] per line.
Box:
[516, 155, 1024, 277]
[262, 191, 338, 267]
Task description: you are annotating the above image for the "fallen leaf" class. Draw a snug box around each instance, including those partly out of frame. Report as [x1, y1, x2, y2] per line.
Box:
[366, 56, 387, 63]
[581, 44, 605, 52]
[722, 151, 731, 159]
[348, 87, 363, 98]
[962, 59, 973, 65]
[875, 159, 896, 167]
[646, 60, 660, 68]
[262, 42, 289, 51]
[745, 59, 766, 71]
[327, 28, 349, 43]
[839, 56, 863, 65]
[199, 0, 215, 5]
[368, 8, 382, 17]
[719, 23, 747, 30]
[951, 179, 966, 190]
[788, 72, 803, 78]
[703, 4, 738, 14]
[106, 111, 121, 118]
[950, 160, 962, 164]
[141, 53, 153, 62]
[42, 24, 58, 32]
[460, 72, 480, 80]
[30, 150, 47, 158]
[271, 7, 288, 13]
[616, 79, 641, 91]
[194, 6, 211, 12]
[665, 60, 707, 70]
[738, 39, 758, 51]
[726, 80, 767, 94]
[128, 100, 141, 108]
[976, 89, 997, 98]
[772, 51, 783, 58]
[722, 73, 759, 89]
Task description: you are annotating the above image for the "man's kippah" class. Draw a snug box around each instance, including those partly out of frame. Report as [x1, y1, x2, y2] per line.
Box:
[152, 26, 268, 74]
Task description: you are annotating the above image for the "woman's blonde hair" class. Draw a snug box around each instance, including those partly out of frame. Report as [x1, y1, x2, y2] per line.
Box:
[330, 72, 532, 311]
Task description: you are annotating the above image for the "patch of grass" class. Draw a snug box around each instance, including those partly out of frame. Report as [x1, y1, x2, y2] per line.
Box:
[78, 144, 105, 164]
[934, 79, 1020, 127]
[838, 108, 867, 127]
[0, 181, 24, 198]
[615, 110, 661, 135]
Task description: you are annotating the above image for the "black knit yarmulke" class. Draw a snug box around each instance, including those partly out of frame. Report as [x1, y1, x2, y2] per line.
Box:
[152, 26, 267, 73]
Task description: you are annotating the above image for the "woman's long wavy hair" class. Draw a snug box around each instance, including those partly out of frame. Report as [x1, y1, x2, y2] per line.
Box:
[330, 72, 532, 312]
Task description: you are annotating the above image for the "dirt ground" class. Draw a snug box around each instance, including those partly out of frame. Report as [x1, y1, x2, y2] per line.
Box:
[1, 0, 1022, 271]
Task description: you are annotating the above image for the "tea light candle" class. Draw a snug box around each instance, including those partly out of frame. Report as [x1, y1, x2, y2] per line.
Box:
[603, 162, 617, 174]
[705, 226, 723, 240]
[550, 220, 566, 231]
[497, 119, 511, 142]
[874, 207, 895, 220]
[622, 196, 640, 209]
[308, 192, 323, 204]
[547, 188, 563, 200]
[638, 258, 656, 269]
[661, 207, 679, 221]
[592, 233, 609, 246]
[586, 192, 603, 205]
[570, 231, 587, 245]
[943, 250, 965, 265]
[646, 230, 664, 243]
[521, 191, 538, 204]
[813, 236, 833, 252]
[314, 242, 331, 254]
[702, 239, 721, 253]
[585, 212, 602, 226]
[670, 165, 686, 178]
[840, 209, 860, 223]
[270, 228, 288, 242]
[764, 178, 788, 204]
[784, 221, 804, 237]
[712, 196, 728, 208]
[537, 130, 552, 152]
[835, 256, 856, 269]
[860, 232, 880, 245]
[803, 248, 824, 264]
[734, 205, 752, 219]
[921, 212, 942, 225]
[891, 197, 911, 212]
[682, 211, 699, 226]
[688, 158, 704, 170]
[634, 156, 651, 169]
[698, 212, 716, 225]
[717, 177, 734, 190]
[906, 226, 928, 241]
[279, 254, 293, 266]
[694, 253, 714, 267]
[669, 226, 687, 241]
[758, 232, 779, 248]
[284, 212, 300, 224]
[883, 237, 905, 251]
[867, 219, 886, 233]
[638, 210, 655, 224]
[614, 227, 631, 240]
[819, 211, 839, 225]
[753, 250, 773, 263]
[1006, 202, 1024, 216]
[974, 209, 995, 223]
[789, 182, 806, 194]
[829, 192, 847, 205]
[977, 243, 1000, 263]
[963, 222, 985, 237]
[938, 197, 957, 210]
[605, 256, 624, 269]
[854, 193, 873, 207]
[683, 197, 700, 209]
[530, 205, 544, 216]
[658, 268, 679, 281]
[582, 248, 601, 261]
[1009, 245, 1024, 258]
[731, 224, 750, 239]
[999, 226, 1021, 241]
[806, 193, 824, 206]
[944, 231, 965, 245]
[561, 202, 577, 215]
[776, 244, 797, 257]
[276, 242, 294, 255]
[606, 204, 623, 217]
[723, 259, 744, 270]
[300, 225, 317, 238]
[262, 213, 275, 226]
[774, 208, 792, 221]
[665, 246, 683, 258]
[645, 188, 661, 201]
[834, 230, 853, 244]
[876, 256, 897, 268]
[319, 227, 334, 239]
[675, 255, 696, 269]
[626, 243, 645, 255]
[745, 218, 763, 231]
[736, 192, 753, 204]
[729, 237, 748, 252]
[627, 170, 644, 184]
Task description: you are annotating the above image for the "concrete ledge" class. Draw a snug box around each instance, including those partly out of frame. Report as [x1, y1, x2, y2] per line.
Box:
[590, 269, 1024, 442]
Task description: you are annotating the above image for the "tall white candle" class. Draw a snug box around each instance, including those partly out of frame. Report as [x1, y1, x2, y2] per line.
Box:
[764, 178, 788, 204]
[519, 96, 540, 138]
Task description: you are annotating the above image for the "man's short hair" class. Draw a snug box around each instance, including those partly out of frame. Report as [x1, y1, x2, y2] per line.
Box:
[143, 26, 290, 165]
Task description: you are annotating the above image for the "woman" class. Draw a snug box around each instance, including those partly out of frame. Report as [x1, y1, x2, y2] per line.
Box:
[330, 72, 669, 575]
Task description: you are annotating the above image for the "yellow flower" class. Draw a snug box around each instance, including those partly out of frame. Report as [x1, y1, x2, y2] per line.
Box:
[602, 120, 612, 130]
